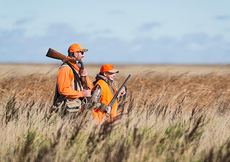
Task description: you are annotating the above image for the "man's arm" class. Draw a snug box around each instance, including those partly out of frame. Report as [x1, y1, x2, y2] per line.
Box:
[57, 66, 84, 99]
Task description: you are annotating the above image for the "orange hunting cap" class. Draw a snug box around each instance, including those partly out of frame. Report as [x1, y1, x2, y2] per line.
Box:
[68, 44, 88, 53]
[100, 64, 119, 73]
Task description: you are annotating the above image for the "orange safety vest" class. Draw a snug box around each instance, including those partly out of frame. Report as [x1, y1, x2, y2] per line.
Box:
[92, 79, 117, 124]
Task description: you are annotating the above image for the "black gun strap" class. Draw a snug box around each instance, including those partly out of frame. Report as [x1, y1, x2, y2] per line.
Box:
[65, 62, 82, 91]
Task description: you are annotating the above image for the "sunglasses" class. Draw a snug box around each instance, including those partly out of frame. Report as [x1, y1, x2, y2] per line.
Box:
[77, 51, 84, 55]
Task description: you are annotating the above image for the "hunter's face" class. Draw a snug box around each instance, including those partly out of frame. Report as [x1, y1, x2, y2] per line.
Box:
[104, 72, 115, 81]
[74, 51, 84, 61]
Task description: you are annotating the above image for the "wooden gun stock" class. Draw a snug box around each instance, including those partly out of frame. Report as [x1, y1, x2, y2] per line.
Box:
[46, 48, 76, 64]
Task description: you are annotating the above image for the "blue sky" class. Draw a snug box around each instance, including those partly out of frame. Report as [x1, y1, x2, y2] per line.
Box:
[1, 0, 230, 64]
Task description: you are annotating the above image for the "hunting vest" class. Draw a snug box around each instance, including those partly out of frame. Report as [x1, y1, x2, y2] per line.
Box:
[92, 79, 117, 124]
[53, 62, 84, 110]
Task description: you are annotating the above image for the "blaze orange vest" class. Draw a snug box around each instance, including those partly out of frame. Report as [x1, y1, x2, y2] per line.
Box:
[92, 80, 117, 124]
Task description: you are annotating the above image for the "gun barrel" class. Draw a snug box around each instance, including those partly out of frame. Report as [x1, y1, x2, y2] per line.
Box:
[79, 61, 91, 103]
[108, 74, 131, 107]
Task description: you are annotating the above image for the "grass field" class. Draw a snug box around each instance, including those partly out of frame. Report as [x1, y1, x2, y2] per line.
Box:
[0, 63, 230, 162]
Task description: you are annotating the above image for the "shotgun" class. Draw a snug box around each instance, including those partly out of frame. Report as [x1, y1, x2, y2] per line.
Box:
[46, 48, 76, 64]
[108, 74, 131, 110]
[79, 60, 91, 103]
[46, 48, 91, 102]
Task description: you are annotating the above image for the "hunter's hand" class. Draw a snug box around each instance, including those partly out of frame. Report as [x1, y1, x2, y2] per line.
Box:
[81, 69, 88, 77]
[106, 106, 111, 114]
[120, 87, 126, 96]
[83, 89, 91, 97]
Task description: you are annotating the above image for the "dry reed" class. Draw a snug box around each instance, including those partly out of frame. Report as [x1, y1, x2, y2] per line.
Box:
[0, 70, 230, 162]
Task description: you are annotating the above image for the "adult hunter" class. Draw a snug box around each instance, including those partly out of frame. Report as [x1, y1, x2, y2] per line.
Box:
[52, 44, 92, 115]
[91, 64, 127, 124]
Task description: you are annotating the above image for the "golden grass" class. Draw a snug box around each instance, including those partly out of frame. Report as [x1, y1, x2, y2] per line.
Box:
[0, 65, 230, 161]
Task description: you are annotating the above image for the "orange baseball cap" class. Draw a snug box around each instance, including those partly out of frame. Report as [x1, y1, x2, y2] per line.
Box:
[100, 64, 119, 73]
[68, 44, 88, 53]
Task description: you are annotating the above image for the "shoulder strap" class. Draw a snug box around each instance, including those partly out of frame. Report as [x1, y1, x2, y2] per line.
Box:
[65, 62, 82, 91]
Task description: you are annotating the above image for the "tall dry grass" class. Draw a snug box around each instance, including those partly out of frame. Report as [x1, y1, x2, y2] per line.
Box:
[0, 70, 230, 162]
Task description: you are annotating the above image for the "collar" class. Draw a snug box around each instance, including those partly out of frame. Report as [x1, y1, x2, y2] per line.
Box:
[94, 73, 113, 86]
[66, 57, 80, 71]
